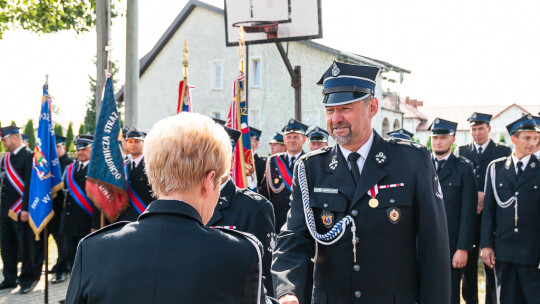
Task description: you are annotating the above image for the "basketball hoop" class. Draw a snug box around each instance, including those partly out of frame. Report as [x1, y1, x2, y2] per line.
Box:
[232, 21, 279, 39]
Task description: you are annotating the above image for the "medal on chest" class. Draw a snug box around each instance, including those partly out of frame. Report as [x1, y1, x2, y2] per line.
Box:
[367, 185, 379, 208]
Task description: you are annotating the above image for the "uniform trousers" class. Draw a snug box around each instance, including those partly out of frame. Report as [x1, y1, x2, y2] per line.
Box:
[65, 234, 85, 270]
[0, 217, 35, 284]
[495, 261, 540, 304]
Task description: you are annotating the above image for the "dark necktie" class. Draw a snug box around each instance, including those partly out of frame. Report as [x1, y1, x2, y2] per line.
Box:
[131, 160, 135, 172]
[435, 159, 446, 174]
[478, 147, 483, 155]
[348, 152, 361, 185]
[289, 156, 296, 169]
[516, 161, 523, 178]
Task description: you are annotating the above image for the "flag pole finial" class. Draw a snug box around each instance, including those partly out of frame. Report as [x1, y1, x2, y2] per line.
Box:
[238, 26, 245, 73]
[182, 40, 189, 78]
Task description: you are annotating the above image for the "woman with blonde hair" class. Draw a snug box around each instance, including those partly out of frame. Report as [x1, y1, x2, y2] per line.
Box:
[65, 113, 276, 304]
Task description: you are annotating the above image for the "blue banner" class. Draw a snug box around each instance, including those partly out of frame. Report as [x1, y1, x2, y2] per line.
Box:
[86, 75, 128, 222]
[28, 84, 63, 239]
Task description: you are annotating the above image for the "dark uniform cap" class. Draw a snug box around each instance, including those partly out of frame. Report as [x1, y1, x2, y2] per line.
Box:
[467, 112, 492, 126]
[269, 133, 284, 144]
[212, 118, 241, 151]
[387, 128, 414, 140]
[122, 127, 130, 140]
[250, 127, 262, 140]
[0, 125, 20, 139]
[533, 115, 540, 125]
[22, 134, 29, 142]
[55, 135, 66, 145]
[282, 118, 308, 135]
[429, 118, 458, 135]
[126, 128, 146, 140]
[74, 134, 94, 150]
[317, 61, 380, 106]
[307, 126, 329, 142]
[506, 114, 540, 135]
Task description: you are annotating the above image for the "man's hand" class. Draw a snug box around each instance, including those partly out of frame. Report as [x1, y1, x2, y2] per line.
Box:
[278, 294, 299, 304]
[481, 247, 496, 269]
[20, 211, 29, 222]
[477, 191, 484, 214]
[452, 249, 468, 268]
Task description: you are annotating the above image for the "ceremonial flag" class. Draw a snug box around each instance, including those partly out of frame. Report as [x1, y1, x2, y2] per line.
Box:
[28, 84, 63, 239]
[177, 80, 192, 113]
[86, 74, 128, 222]
[226, 71, 257, 191]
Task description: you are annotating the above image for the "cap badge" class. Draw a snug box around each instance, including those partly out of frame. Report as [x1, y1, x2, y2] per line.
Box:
[527, 114, 532, 120]
[435, 118, 440, 124]
[331, 62, 340, 77]
[375, 152, 386, 164]
[321, 210, 334, 228]
[387, 207, 401, 224]
[399, 129, 403, 134]
[289, 119, 295, 124]
[471, 113, 477, 118]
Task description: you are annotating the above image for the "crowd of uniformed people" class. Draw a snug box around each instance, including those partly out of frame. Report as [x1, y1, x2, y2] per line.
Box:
[0, 60, 539, 304]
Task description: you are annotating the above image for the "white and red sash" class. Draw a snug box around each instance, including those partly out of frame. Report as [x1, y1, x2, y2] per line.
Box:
[4, 153, 24, 221]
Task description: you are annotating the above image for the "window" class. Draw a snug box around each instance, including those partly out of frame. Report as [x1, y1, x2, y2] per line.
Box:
[251, 58, 262, 88]
[382, 118, 390, 138]
[211, 111, 221, 119]
[393, 119, 400, 130]
[211, 61, 223, 90]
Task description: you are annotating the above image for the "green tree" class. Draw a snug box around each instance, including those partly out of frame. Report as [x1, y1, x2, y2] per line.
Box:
[10, 120, 16, 126]
[23, 119, 36, 150]
[0, 1, 121, 39]
[78, 123, 85, 135]
[499, 135, 506, 143]
[426, 137, 432, 150]
[0, 121, 4, 152]
[54, 123, 63, 136]
[66, 122, 75, 152]
[83, 59, 122, 134]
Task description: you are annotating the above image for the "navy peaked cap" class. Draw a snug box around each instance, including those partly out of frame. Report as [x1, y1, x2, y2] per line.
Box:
[467, 112, 492, 125]
[387, 128, 414, 140]
[506, 114, 540, 135]
[282, 118, 308, 135]
[307, 126, 329, 142]
[429, 118, 458, 135]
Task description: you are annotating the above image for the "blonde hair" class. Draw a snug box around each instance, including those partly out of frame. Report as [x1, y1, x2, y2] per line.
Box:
[144, 113, 232, 196]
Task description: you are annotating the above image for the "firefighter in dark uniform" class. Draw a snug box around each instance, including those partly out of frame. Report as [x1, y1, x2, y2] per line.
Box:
[251, 127, 267, 191]
[481, 115, 540, 304]
[272, 61, 451, 304]
[307, 126, 329, 151]
[534, 115, 540, 159]
[260, 119, 307, 233]
[269, 133, 286, 155]
[455, 112, 511, 304]
[430, 118, 478, 304]
[0, 126, 36, 294]
[65, 113, 277, 304]
[49, 135, 73, 283]
[208, 121, 277, 296]
[61, 135, 95, 270]
[387, 128, 414, 141]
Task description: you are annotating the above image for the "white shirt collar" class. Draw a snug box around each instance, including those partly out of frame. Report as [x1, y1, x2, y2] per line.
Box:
[511, 153, 531, 173]
[79, 160, 90, 169]
[13, 144, 26, 155]
[132, 154, 144, 168]
[286, 151, 302, 160]
[534, 149, 540, 159]
[339, 131, 374, 166]
[219, 177, 231, 191]
[473, 140, 490, 153]
[432, 152, 451, 162]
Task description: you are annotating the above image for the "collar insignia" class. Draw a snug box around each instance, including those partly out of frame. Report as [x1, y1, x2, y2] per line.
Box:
[375, 152, 386, 164]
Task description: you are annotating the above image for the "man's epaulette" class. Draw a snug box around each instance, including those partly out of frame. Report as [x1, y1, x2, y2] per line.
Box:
[387, 138, 428, 152]
[299, 146, 331, 162]
[82, 221, 130, 241]
[238, 188, 266, 203]
[457, 155, 473, 166]
[495, 142, 510, 148]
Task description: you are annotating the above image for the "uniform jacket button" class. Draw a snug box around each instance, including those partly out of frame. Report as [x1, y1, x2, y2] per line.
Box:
[351, 209, 358, 216]
[514, 228, 518, 232]
[355, 291, 361, 298]
[323, 203, 328, 208]
[389, 199, 396, 204]
[353, 264, 360, 271]
[66, 212, 70, 215]
[515, 192, 519, 195]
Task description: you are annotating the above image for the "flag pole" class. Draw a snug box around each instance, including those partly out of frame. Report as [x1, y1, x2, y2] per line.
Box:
[178, 40, 188, 114]
[236, 27, 248, 187]
[44, 73, 49, 304]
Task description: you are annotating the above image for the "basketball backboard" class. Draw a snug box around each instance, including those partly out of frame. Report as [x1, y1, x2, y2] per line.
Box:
[224, 0, 322, 46]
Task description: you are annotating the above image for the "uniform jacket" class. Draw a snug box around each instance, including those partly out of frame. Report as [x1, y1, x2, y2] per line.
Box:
[118, 158, 153, 222]
[50, 153, 73, 233]
[480, 155, 540, 266]
[61, 160, 93, 236]
[259, 152, 304, 232]
[0, 147, 33, 217]
[456, 140, 511, 191]
[435, 153, 478, 254]
[208, 179, 276, 296]
[65, 200, 278, 304]
[254, 153, 267, 190]
[272, 132, 451, 304]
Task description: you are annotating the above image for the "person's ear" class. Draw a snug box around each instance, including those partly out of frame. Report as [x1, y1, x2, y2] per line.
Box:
[201, 171, 217, 197]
